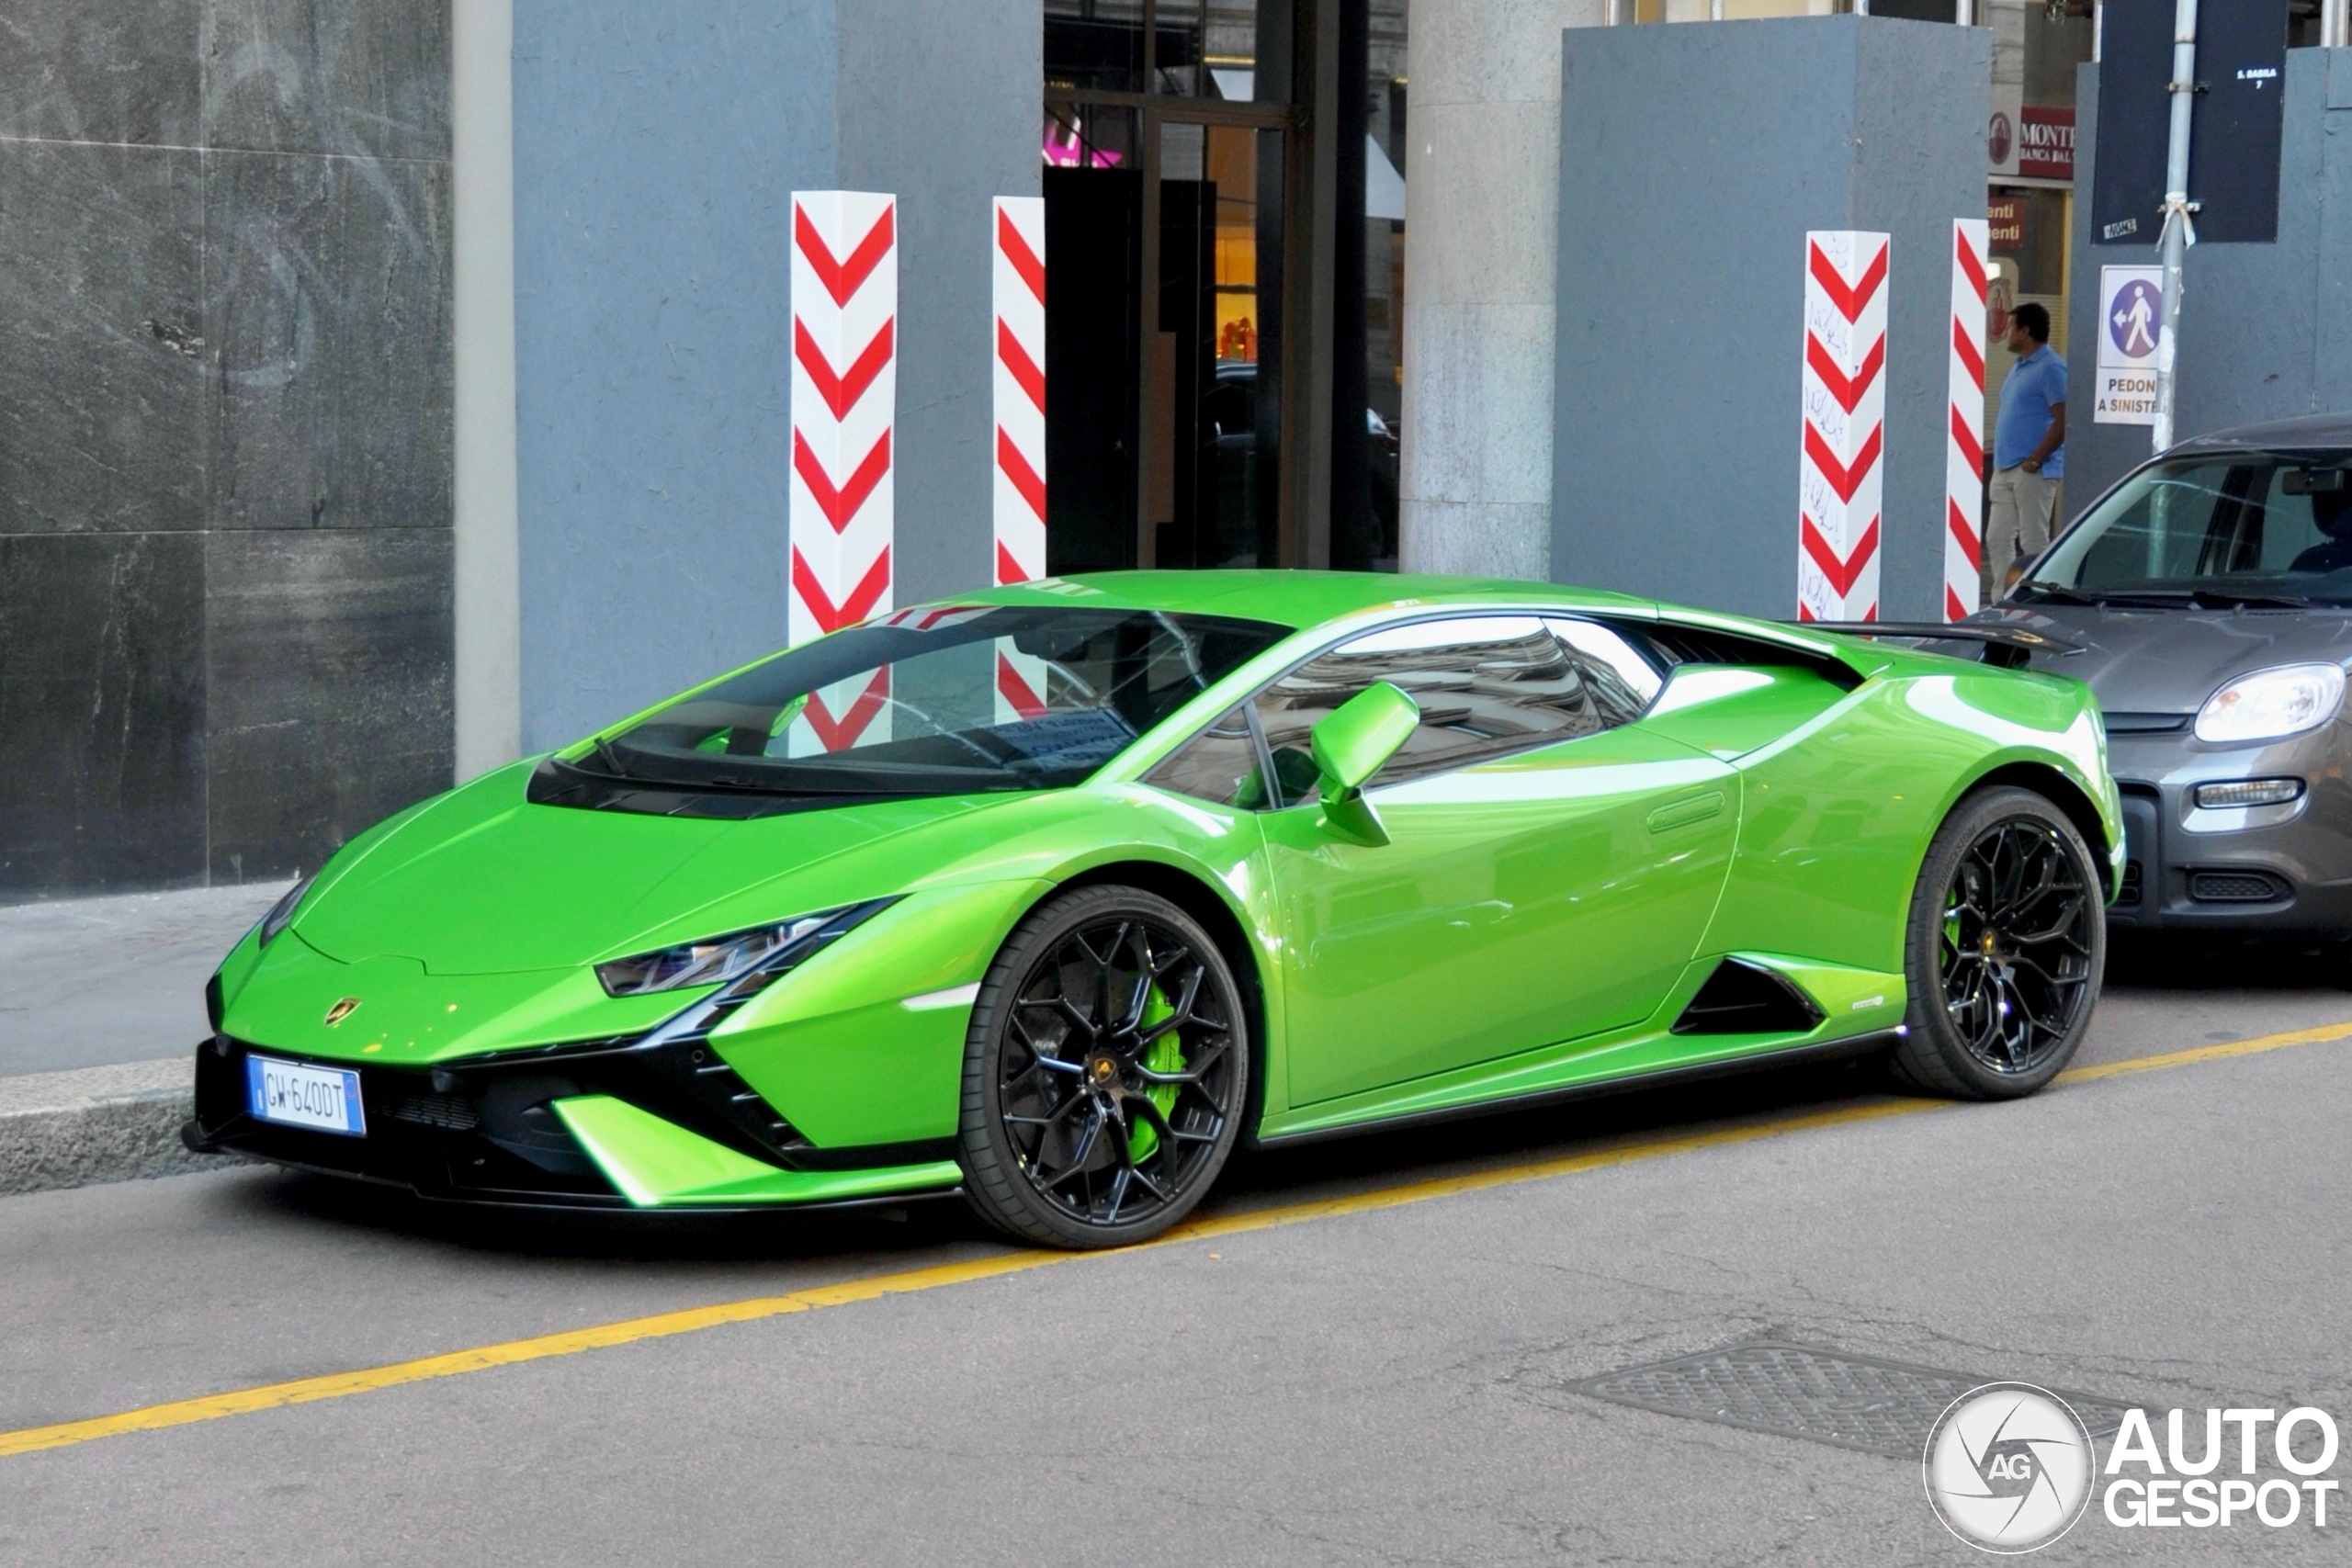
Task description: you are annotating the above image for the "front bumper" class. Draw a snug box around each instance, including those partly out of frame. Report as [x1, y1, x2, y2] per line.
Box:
[183, 1033, 960, 1210]
[2105, 727, 2352, 934]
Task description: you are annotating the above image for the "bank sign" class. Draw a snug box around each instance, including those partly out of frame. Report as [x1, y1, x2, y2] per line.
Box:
[2094, 265, 2163, 425]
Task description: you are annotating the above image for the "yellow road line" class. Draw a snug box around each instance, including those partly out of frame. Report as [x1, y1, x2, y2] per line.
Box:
[4, 1016, 2347, 1461]
[2055, 1017, 2352, 1083]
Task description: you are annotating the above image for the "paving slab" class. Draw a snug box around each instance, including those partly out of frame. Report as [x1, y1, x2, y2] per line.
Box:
[0, 883, 290, 1077]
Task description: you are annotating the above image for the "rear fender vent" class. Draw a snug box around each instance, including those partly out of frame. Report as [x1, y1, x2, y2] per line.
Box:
[1670, 959, 1827, 1037]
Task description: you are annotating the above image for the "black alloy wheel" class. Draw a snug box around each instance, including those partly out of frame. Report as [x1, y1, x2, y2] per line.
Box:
[1896, 786, 2104, 1098]
[957, 886, 1250, 1248]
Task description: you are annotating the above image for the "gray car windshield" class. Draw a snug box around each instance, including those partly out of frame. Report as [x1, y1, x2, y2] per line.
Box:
[531, 604, 1290, 818]
[2018, 452, 2352, 607]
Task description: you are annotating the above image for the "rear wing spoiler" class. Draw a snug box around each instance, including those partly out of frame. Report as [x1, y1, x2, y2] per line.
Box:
[1789, 621, 2083, 670]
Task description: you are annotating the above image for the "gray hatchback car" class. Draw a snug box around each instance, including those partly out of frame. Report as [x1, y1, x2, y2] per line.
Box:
[1973, 412, 2352, 936]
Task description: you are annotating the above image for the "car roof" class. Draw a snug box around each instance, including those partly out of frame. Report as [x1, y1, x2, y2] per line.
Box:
[955, 570, 1658, 629]
[2176, 411, 2352, 452]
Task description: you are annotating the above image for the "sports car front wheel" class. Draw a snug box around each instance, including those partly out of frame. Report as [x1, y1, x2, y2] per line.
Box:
[957, 886, 1250, 1248]
[1894, 785, 2104, 1098]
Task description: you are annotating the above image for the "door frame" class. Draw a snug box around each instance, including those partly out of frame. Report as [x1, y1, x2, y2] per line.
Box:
[1042, 0, 1334, 570]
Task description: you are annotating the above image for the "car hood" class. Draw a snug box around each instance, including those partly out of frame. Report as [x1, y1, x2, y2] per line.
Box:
[293, 761, 1011, 975]
[1975, 603, 2352, 715]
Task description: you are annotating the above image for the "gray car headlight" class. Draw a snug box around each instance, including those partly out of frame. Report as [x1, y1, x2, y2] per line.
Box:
[2195, 663, 2346, 745]
[258, 874, 315, 948]
[594, 900, 892, 998]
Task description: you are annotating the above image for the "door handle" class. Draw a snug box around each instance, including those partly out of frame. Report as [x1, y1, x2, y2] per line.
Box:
[1646, 790, 1725, 834]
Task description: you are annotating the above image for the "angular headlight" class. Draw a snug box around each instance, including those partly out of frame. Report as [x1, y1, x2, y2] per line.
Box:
[594, 901, 890, 998]
[2194, 663, 2347, 744]
[258, 874, 314, 948]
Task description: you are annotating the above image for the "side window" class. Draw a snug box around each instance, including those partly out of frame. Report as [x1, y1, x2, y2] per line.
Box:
[1141, 706, 1272, 808]
[1250, 615, 1660, 799]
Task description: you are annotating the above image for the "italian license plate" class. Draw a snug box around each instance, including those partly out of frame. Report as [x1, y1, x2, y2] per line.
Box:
[245, 1054, 367, 1137]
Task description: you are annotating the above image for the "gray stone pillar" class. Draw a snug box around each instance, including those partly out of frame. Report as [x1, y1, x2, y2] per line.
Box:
[1399, 0, 1605, 580]
[510, 1, 1036, 752]
[1550, 17, 1986, 621]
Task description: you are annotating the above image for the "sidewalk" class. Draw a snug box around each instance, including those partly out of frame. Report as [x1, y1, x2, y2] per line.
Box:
[0, 883, 290, 1078]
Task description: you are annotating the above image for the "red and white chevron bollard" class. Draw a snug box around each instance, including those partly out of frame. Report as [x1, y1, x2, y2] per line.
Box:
[1796, 230, 1889, 623]
[1945, 219, 1990, 621]
[992, 197, 1046, 588]
[990, 196, 1050, 722]
[788, 190, 896, 750]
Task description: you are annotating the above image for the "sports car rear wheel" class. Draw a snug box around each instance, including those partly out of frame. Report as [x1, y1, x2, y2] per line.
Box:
[957, 886, 1250, 1248]
[1894, 786, 2103, 1098]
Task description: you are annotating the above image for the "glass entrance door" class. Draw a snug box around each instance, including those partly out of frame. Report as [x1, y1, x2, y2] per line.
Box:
[1149, 121, 1282, 568]
[1044, 3, 1295, 572]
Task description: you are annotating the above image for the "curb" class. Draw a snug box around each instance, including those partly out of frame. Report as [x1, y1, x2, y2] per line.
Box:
[0, 1057, 250, 1198]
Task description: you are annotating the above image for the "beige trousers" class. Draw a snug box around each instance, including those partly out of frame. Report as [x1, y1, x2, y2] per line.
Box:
[1986, 465, 2061, 592]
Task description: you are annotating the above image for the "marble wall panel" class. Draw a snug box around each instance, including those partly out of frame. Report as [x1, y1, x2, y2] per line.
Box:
[0, 533, 207, 898]
[1, 1, 458, 897]
[0, 0, 204, 148]
[201, 0, 452, 162]
[205, 528, 452, 881]
[0, 140, 207, 535]
[204, 148, 453, 531]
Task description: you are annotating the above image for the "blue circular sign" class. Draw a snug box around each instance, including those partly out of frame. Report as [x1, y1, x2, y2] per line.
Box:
[2108, 279, 2162, 359]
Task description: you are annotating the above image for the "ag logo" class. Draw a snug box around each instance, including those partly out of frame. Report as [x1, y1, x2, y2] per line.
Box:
[322, 998, 361, 1027]
[1923, 1382, 2095, 1553]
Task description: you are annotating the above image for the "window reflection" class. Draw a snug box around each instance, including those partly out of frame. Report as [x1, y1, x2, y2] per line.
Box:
[1045, 1, 1148, 95]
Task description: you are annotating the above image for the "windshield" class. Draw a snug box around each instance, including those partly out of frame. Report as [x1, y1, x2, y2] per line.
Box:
[530, 604, 1291, 817]
[2018, 452, 2352, 607]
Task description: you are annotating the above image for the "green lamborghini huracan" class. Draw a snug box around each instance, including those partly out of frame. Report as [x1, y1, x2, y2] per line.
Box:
[187, 572, 2121, 1247]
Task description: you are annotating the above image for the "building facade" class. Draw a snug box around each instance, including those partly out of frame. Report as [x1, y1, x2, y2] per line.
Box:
[6, 0, 2345, 900]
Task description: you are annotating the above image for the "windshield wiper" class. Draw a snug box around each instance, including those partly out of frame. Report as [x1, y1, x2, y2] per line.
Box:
[2185, 588, 2324, 610]
[589, 737, 637, 780]
[2011, 580, 2105, 605]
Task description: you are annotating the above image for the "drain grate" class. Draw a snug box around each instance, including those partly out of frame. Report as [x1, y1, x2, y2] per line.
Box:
[1570, 1340, 2134, 1460]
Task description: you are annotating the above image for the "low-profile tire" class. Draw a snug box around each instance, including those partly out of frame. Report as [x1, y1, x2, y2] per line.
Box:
[957, 885, 1250, 1249]
[1893, 786, 2105, 1099]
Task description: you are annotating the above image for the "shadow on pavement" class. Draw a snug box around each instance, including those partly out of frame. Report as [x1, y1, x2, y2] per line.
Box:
[193, 1055, 1908, 1268]
[2106, 930, 2352, 992]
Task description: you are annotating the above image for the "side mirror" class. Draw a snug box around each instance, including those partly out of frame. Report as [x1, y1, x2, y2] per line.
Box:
[1308, 682, 1419, 844]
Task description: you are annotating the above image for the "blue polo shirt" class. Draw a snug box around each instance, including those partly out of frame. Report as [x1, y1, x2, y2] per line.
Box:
[1995, 344, 2067, 477]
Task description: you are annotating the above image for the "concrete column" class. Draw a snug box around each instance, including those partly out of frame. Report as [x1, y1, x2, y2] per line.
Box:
[1399, 0, 1605, 580]
[451, 0, 521, 781]
[508, 1, 1034, 752]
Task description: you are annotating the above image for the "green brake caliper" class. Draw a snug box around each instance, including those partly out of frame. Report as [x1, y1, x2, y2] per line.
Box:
[1127, 984, 1182, 1163]
[1942, 887, 1963, 977]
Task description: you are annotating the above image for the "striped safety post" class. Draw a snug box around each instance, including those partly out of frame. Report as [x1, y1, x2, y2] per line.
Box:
[990, 196, 1050, 722]
[1945, 219, 1990, 620]
[788, 190, 897, 751]
[1796, 230, 1889, 623]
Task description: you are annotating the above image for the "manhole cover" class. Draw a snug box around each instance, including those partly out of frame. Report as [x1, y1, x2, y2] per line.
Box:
[1570, 1340, 2133, 1460]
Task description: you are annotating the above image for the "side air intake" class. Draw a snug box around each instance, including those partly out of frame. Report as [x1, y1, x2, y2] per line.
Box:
[1669, 959, 1826, 1037]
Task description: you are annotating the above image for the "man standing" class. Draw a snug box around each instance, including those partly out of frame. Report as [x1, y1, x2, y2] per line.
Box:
[1988, 302, 2067, 592]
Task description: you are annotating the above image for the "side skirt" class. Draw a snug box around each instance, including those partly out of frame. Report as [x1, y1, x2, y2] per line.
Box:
[1249, 1028, 1906, 1151]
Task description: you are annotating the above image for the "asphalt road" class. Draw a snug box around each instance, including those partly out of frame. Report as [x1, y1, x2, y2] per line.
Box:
[2, 941, 2348, 1565]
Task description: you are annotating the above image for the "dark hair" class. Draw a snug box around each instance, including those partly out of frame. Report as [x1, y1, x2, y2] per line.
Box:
[2012, 301, 2051, 344]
